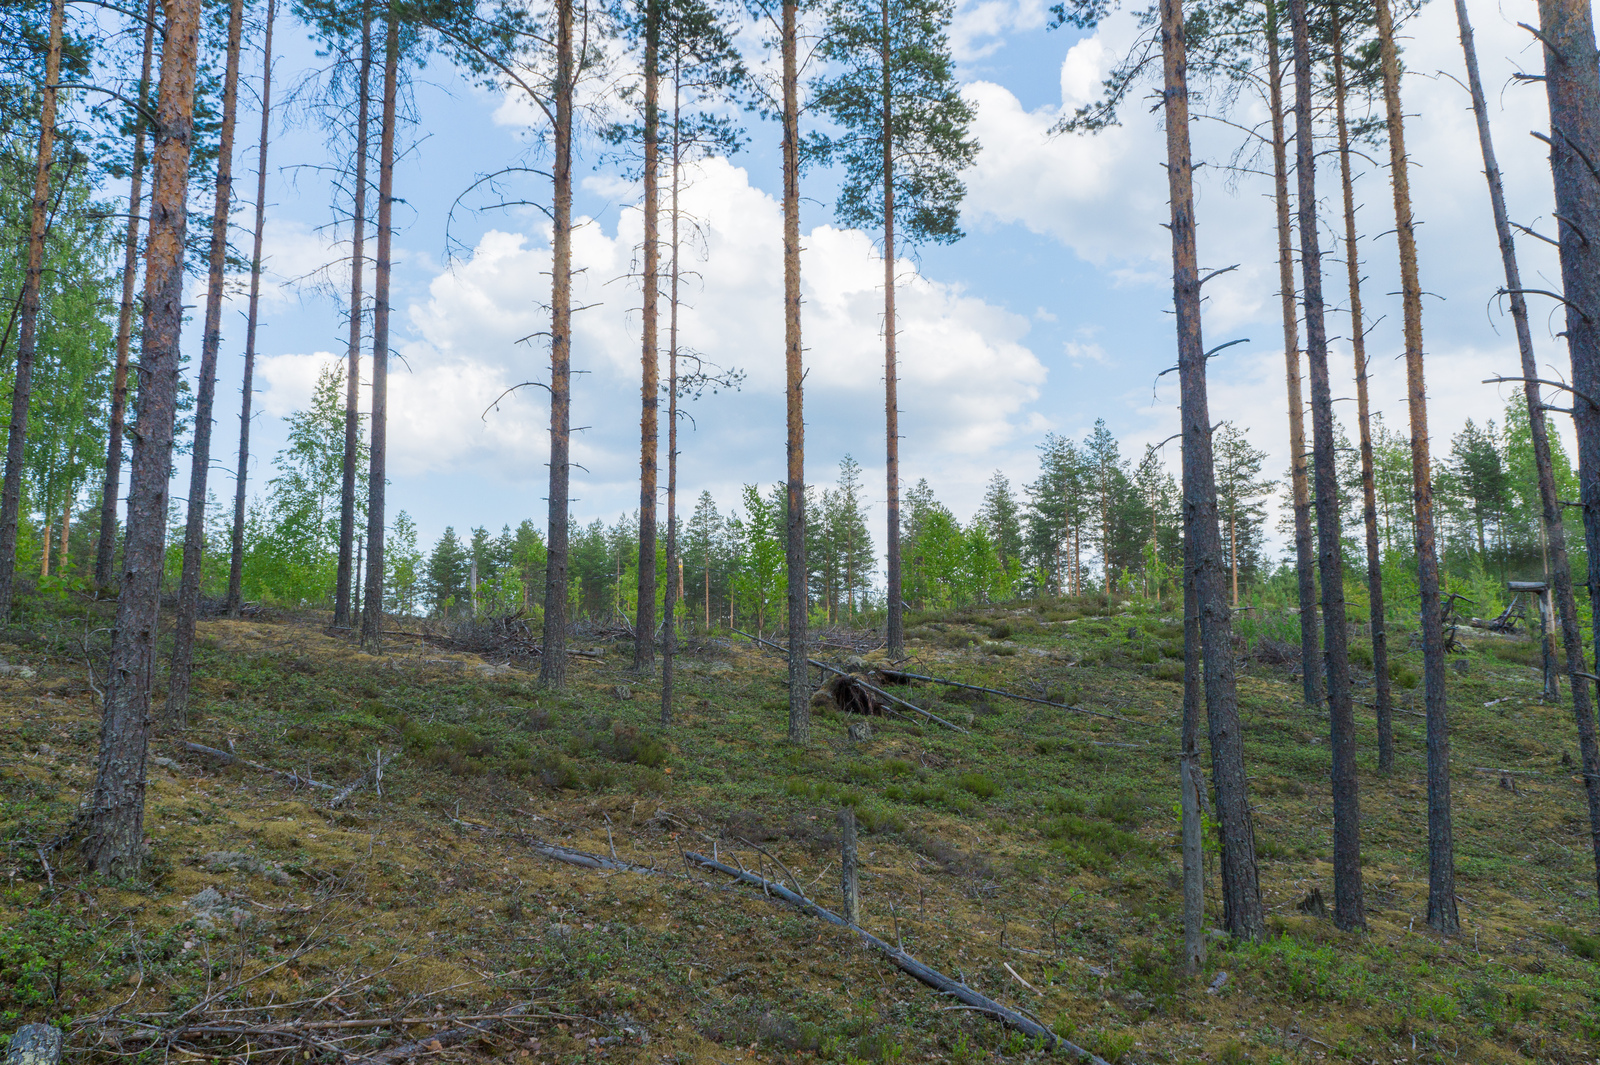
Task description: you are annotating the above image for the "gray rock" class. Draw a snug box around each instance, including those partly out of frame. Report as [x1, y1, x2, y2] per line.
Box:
[4, 1025, 61, 1065]
[204, 850, 290, 885]
[846, 720, 873, 743]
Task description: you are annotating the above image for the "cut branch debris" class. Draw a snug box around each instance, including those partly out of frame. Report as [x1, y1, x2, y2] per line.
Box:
[874, 668, 1133, 723]
[180, 742, 336, 791]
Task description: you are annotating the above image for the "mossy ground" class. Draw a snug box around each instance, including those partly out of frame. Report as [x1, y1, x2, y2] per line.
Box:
[1, 595, 1598, 1064]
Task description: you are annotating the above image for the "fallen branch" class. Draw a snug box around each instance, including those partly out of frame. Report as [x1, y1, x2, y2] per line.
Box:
[344, 1003, 547, 1065]
[685, 852, 1109, 1064]
[180, 742, 336, 791]
[326, 749, 400, 810]
[518, 835, 655, 874]
[735, 631, 968, 733]
[875, 669, 1133, 724]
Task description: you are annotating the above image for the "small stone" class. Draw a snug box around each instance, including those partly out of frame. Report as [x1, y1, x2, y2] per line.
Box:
[846, 720, 873, 743]
[1207, 971, 1230, 993]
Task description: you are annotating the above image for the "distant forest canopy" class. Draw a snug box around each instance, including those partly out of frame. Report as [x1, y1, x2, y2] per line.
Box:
[28, 356, 1570, 629]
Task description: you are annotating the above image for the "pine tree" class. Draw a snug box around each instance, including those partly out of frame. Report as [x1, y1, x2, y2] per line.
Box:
[978, 471, 1023, 580]
[811, 0, 975, 658]
[426, 527, 471, 615]
[1213, 423, 1274, 607]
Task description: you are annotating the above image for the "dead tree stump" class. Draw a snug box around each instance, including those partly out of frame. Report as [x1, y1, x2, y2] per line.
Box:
[839, 807, 860, 926]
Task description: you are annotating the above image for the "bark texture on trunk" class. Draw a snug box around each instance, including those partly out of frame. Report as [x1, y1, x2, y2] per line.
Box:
[336, 9, 373, 629]
[783, 0, 808, 742]
[1375, 0, 1457, 934]
[167, 0, 246, 725]
[881, 0, 902, 662]
[360, 13, 398, 648]
[1266, 1, 1320, 709]
[96, 0, 158, 593]
[226, 0, 276, 616]
[1181, 528, 1205, 974]
[1534, 0, 1600, 907]
[1160, 0, 1264, 940]
[83, 0, 203, 878]
[661, 65, 683, 726]
[540, 0, 576, 689]
[0, 0, 66, 617]
[1290, 0, 1364, 931]
[636, 0, 660, 673]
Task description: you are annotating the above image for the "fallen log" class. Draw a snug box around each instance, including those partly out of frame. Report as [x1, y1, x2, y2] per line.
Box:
[180, 742, 336, 791]
[685, 852, 1108, 1064]
[326, 749, 400, 809]
[875, 669, 1132, 724]
[518, 835, 656, 874]
[735, 631, 968, 733]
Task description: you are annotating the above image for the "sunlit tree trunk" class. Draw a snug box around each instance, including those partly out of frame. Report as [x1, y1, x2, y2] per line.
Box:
[636, 0, 661, 673]
[1533, 0, 1600, 908]
[1290, 0, 1364, 931]
[1375, 0, 1457, 934]
[336, 7, 373, 628]
[168, 0, 246, 725]
[661, 54, 682, 726]
[226, 0, 276, 616]
[1266, 0, 1320, 707]
[1181, 526, 1204, 973]
[360, 11, 399, 647]
[1161, 0, 1264, 940]
[540, 0, 576, 687]
[0, 0, 66, 616]
[84, 0, 203, 877]
[783, 0, 809, 741]
[96, 0, 158, 594]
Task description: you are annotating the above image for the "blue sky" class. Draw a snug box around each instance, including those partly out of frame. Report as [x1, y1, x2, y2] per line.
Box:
[177, 0, 1571, 568]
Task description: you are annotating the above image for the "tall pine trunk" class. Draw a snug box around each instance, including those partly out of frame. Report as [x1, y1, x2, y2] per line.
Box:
[540, 0, 576, 688]
[95, 0, 158, 593]
[1161, 0, 1264, 941]
[661, 61, 683, 726]
[1289, 0, 1364, 931]
[1180, 526, 1205, 973]
[226, 0, 276, 616]
[360, 11, 398, 647]
[336, 7, 373, 628]
[1375, 0, 1457, 933]
[83, 0, 203, 877]
[167, 0, 245, 725]
[1266, 1, 1320, 707]
[635, 0, 661, 673]
[783, 0, 808, 741]
[1332, 2, 1393, 774]
[881, 0, 902, 662]
[0, 0, 65, 617]
[1533, 0, 1600, 907]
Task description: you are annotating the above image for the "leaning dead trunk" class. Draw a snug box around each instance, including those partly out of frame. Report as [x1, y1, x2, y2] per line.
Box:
[0, 0, 65, 617]
[95, 0, 158, 593]
[1533, 0, 1600, 908]
[360, 12, 399, 647]
[1160, 0, 1264, 941]
[83, 0, 204, 877]
[226, 0, 276, 616]
[635, 0, 661, 673]
[1331, 4, 1393, 772]
[167, 0, 246, 725]
[783, 0, 809, 741]
[1290, 0, 1364, 931]
[336, 7, 373, 629]
[1265, 0, 1320, 708]
[1374, 0, 1457, 934]
[540, 0, 576, 689]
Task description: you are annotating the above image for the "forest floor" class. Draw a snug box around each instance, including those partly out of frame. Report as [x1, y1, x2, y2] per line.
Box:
[1, 594, 1599, 1065]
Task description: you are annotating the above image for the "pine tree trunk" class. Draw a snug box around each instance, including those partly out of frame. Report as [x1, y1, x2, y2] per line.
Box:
[336, 8, 373, 629]
[1266, 1, 1320, 708]
[95, 0, 158, 594]
[0, 0, 66, 617]
[1375, 0, 1457, 933]
[167, 0, 245, 726]
[226, 0, 275, 616]
[881, 0, 903, 662]
[83, 0, 203, 877]
[1161, 0, 1264, 940]
[1290, 0, 1364, 931]
[635, 0, 661, 672]
[1533, 0, 1600, 908]
[783, 0, 809, 741]
[360, 13, 399, 648]
[540, 0, 575, 688]
[661, 59, 682, 727]
[1331, 3, 1393, 772]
